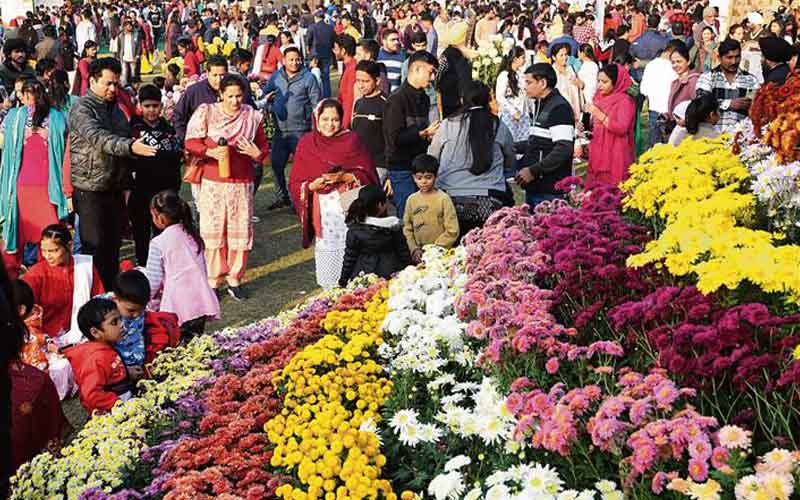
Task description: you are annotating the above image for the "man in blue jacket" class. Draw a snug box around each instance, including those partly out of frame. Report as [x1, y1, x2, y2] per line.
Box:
[262, 46, 322, 210]
[306, 10, 335, 97]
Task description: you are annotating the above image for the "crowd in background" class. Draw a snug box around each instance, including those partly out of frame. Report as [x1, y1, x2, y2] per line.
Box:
[1, 0, 799, 495]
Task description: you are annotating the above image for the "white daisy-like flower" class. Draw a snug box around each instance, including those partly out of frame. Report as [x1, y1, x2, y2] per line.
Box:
[595, 480, 617, 494]
[390, 409, 419, 432]
[759, 449, 796, 475]
[527, 464, 563, 495]
[464, 488, 483, 500]
[485, 484, 511, 500]
[398, 422, 421, 447]
[444, 455, 471, 472]
[419, 423, 443, 443]
[758, 471, 794, 499]
[428, 471, 466, 500]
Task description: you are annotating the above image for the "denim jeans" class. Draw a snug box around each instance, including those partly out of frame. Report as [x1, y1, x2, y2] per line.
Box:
[73, 214, 82, 254]
[271, 130, 302, 203]
[647, 110, 665, 150]
[318, 58, 332, 98]
[388, 170, 418, 220]
[525, 192, 562, 208]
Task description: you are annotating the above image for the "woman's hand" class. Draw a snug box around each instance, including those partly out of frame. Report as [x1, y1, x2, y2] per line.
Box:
[513, 111, 521, 120]
[206, 145, 227, 162]
[236, 138, 262, 160]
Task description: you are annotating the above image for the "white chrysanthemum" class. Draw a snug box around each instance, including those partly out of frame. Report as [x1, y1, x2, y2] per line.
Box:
[428, 471, 466, 500]
[419, 423, 443, 443]
[760, 449, 796, 475]
[759, 471, 794, 499]
[576, 491, 596, 500]
[464, 488, 483, 500]
[595, 480, 617, 494]
[486, 484, 511, 500]
[398, 422, 421, 446]
[735, 474, 760, 499]
[441, 393, 466, 405]
[601, 491, 623, 500]
[478, 415, 505, 445]
[527, 463, 563, 495]
[444, 455, 471, 472]
[390, 409, 419, 432]
[556, 490, 581, 500]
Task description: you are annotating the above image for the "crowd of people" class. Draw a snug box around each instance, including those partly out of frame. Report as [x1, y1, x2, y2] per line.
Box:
[1, 0, 799, 494]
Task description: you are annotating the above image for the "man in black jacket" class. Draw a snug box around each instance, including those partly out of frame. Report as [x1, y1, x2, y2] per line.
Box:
[517, 63, 575, 207]
[383, 50, 439, 220]
[69, 57, 157, 289]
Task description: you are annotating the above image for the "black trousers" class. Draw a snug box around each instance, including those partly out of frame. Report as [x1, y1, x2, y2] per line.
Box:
[74, 189, 124, 291]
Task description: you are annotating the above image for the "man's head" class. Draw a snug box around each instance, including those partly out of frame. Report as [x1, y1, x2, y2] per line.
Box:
[233, 48, 253, 74]
[138, 83, 163, 123]
[113, 270, 150, 319]
[288, 18, 299, 32]
[334, 33, 356, 61]
[718, 39, 741, 73]
[88, 57, 122, 101]
[759, 36, 793, 67]
[206, 55, 228, 91]
[43, 24, 57, 38]
[524, 63, 556, 98]
[3, 39, 28, 67]
[124, 19, 134, 32]
[702, 6, 716, 25]
[410, 31, 427, 53]
[420, 12, 434, 30]
[78, 298, 123, 343]
[283, 46, 303, 74]
[356, 39, 380, 62]
[406, 50, 438, 89]
[647, 14, 660, 29]
[341, 12, 352, 27]
[355, 59, 380, 95]
[382, 29, 401, 53]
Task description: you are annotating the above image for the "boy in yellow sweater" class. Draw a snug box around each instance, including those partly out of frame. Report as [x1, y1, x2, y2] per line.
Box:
[402, 154, 460, 263]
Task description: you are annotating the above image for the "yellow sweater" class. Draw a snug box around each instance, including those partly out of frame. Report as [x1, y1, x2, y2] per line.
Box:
[402, 190, 460, 252]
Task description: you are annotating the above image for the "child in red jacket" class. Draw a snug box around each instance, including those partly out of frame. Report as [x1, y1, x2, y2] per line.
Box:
[64, 298, 133, 416]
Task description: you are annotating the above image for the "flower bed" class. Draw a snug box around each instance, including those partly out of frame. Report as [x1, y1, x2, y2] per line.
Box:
[12, 80, 800, 499]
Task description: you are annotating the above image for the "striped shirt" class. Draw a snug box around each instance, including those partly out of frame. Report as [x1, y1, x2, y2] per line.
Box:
[378, 49, 406, 93]
[696, 69, 760, 133]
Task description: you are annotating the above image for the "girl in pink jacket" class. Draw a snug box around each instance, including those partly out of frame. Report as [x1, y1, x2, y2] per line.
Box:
[144, 190, 220, 338]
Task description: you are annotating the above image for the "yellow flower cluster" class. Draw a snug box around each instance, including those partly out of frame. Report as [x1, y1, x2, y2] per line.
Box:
[269, 289, 397, 500]
[622, 138, 800, 301]
[205, 36, 237, 57]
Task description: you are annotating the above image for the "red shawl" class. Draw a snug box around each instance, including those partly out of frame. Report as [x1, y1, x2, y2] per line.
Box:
[289, 123, 378, 248]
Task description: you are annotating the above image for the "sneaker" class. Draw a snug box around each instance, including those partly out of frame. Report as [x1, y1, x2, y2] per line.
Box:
[251, 215, 262, 223]
[267, 198, 290, 211]
[227, 286, 248, 301]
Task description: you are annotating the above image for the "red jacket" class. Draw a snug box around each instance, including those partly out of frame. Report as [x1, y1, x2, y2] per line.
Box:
[64, 342, 130, 415]
[339, 58, 356, 129]
[144, 311, 181, 366]
[183, 50, 202, 78]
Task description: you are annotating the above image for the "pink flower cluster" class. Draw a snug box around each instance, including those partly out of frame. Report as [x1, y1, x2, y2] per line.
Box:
[507, 378, 604, 456]
[456, 206, 625, 366]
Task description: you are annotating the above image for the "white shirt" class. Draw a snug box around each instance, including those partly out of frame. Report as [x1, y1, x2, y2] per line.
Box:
[76, 20, 97, 55]
[640, 57, 677, 114]
[577, 59, 598, 107]
[122, 33, 135, 62]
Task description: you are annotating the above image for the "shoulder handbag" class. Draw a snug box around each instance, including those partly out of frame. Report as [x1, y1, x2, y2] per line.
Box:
[182, 106, 210, 185]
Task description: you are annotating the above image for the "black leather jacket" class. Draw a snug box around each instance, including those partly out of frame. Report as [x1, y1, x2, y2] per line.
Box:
[68, 90, 134, 192]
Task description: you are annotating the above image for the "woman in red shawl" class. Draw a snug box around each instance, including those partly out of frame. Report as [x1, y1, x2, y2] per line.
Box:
[289, 99, 378, 289]
[1, 259, 68, 482]
[586, 64, 636, 187]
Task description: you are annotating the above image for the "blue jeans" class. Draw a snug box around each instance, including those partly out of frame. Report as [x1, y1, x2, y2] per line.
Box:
[271, 130, 302, 202]
[318, 58, 332, 98]
[525, 192, 562, 208]
[647, 110, 665, 150]
[73, 214, 82, 254]
[388, 170, 417, 220]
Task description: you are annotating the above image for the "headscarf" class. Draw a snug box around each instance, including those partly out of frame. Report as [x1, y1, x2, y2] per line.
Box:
[593, 63, 632, 112]
[185, 101, 263, 145]
[441, 21, 469, 47]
